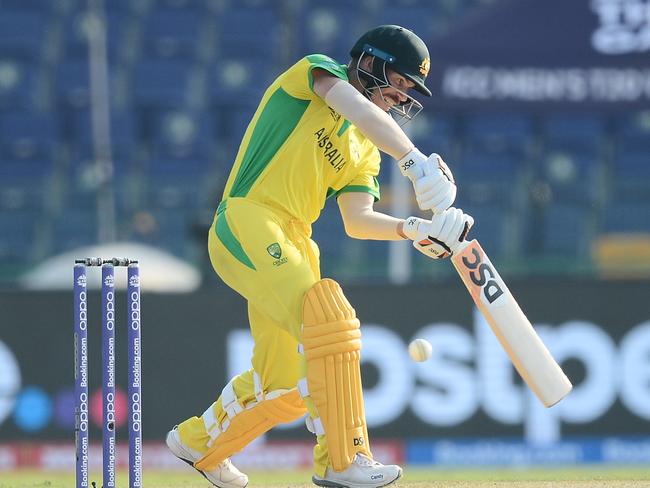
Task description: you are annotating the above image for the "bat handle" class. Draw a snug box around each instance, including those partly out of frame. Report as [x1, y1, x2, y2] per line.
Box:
[453, 239, 471, 256]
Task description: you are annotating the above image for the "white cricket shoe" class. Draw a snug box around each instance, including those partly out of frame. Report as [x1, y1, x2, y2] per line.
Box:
[312, 453, 402, 488]
[165, 426, 248, 488]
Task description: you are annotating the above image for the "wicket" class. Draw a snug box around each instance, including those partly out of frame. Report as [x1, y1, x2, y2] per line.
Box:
[74, 257, 142, 488]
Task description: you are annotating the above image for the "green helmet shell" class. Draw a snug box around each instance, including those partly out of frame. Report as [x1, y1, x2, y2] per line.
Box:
[350, 25, 432, 97]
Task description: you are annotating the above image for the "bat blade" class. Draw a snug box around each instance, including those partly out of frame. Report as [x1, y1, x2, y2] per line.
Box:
[452, 239, 572, 407]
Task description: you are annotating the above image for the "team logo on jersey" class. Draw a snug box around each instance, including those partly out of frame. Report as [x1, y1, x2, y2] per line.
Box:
[419, 57, 430, 76]
[267, 243, 288, 266]
[267, 243, 282, 259]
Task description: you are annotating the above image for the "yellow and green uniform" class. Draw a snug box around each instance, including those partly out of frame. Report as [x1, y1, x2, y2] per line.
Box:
[177, 54, 381, 476]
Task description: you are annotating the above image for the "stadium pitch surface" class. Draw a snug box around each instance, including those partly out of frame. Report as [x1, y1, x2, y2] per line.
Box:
[1, 467, 650, 487]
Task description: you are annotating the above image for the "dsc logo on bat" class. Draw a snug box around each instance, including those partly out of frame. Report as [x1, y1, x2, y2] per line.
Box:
[459, 242, 504, 305]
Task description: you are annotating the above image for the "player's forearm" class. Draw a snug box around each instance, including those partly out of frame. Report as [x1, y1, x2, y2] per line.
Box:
[341, 209, 407, 241]
[324, 80, 413, 160]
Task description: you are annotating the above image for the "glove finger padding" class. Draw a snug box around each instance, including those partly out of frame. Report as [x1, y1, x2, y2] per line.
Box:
[436, 207, 463, 244]
[414, 156, 457, 212]
[418, 184, 456, 213]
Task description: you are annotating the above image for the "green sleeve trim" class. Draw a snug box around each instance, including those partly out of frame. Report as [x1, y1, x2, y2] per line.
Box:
[330, 177, 381, 202]
[306, 54, 348, 92]
[214, 213, 256, 271]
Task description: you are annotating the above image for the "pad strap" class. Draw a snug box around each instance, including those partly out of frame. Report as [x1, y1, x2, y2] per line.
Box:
[195, 389, 306, 471]
[201, 402, 222, 448]
[221, 380, 244, 420]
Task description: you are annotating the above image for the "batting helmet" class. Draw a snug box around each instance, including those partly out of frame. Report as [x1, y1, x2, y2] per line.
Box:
[350, 25, 431, 97]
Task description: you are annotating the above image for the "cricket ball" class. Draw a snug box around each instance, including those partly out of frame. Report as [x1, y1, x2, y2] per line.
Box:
[408, 338, 432, 362]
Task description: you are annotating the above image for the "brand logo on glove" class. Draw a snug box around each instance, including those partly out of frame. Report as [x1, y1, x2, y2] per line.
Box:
[401, 159, 415, 171]
[417, 237, 451, 259]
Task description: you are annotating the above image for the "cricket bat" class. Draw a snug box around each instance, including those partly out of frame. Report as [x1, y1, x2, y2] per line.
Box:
[451, 239, 572, 407]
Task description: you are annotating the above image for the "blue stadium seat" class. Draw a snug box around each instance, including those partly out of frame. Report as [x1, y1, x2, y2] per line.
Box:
[0, 59, 38, 109]
[602, 202, 650, 234]
[133, 59, 192, 106]
[217, 7, 280, 60]
[609, 151, 650, 203]
[539, 203, 595, 256]
[138, 208, 192, 257]
[63, 167, 136, 219]
[536, 148, 604, 205]
[143, 156, 212, 209]
[214, 104, 257, 161]
[0, 160, 54, 210]
[62, 11, 126, 61]
[464, 112, 532, 158]
[149, 109, 215, 160]
[141, 9, 202, 59]
[70, 109, 137, 160]
[372, 5, 446, 40]
[541, 113, 606, 156]
[0, 110, 57, 160]
[457, 150, 523, 183]
[0, 210, 38, 262]
[55, 60, 119, 109]
[613, 150, 650, 177]
[457, 204, 518, 257]
[0, 0, 60, 11]
[295, 5, 365, 62]
[0, 11, 47, 59]
[210, 58, 273, 105]
[51, 208, 99, 254]
[409, 113, 456, 159]
[146, 0, 206, 10]
[615, 112, 650, 152]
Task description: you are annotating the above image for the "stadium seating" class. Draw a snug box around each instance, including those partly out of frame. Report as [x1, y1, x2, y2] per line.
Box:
[0, 110, 57, 161]
[0, 10, 47, 60]
[63, 11, 127, 61]
[50, 208, 99, 254]
[0, 159, 54, 212]
[0, 59, 38, 109]
[539, 203, 596, 257]
[602, 202, 650, 234]
[133, 59, 193, 107]
[295, 3, 366, 62]
[0, 210, 40, 264]
[141, 9, 203, 60]
[0, 0, 643, 281]
[216, 6, 280, 61]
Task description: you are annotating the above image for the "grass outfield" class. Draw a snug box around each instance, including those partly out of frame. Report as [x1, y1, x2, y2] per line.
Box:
[2, 467, 650, 488]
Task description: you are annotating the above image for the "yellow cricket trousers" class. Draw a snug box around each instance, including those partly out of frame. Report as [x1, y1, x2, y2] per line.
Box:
[177, 197, 330, 475]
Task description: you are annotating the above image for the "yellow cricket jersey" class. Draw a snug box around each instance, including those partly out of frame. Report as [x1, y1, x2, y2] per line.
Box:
[221, 54, 381, 226]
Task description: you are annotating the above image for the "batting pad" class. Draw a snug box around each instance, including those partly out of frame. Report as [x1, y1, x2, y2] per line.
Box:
[301, 279, 371, 472]
[194, 389, 305, 471]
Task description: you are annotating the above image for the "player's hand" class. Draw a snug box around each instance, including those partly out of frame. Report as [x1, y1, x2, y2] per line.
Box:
[402, 208, 474, 259]
[398, 149, 457, 213]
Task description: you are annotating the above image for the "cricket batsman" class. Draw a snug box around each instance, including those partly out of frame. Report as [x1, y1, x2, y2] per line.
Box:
[166, 25, 474, 488]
